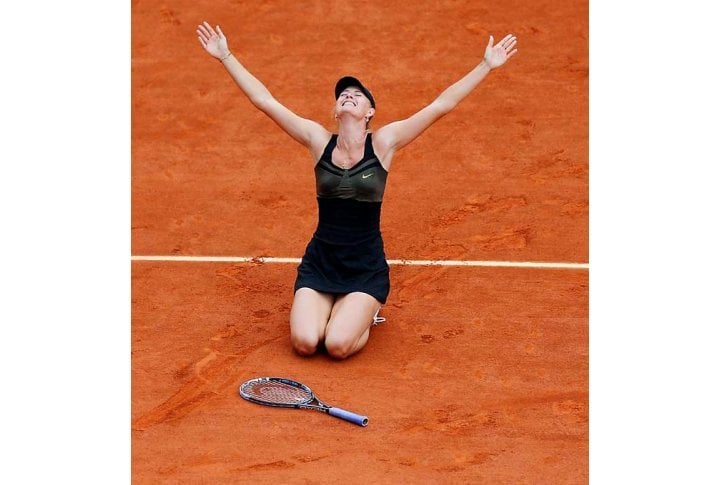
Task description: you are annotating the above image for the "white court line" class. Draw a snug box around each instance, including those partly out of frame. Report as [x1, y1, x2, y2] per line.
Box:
[131, 255, 588, 270]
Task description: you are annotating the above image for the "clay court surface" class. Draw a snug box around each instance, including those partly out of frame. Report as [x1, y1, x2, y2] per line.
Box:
[132, 0, 587, 483]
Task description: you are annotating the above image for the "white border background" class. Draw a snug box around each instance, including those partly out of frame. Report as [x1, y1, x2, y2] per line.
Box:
[591, 0, 719, 482]
[2, 1, 130, 483]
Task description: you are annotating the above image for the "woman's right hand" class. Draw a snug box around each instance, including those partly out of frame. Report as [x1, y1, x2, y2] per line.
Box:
[197, 21, 230, 60]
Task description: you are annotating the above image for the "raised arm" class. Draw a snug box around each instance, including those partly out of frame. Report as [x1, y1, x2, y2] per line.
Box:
[374, 34, 518, 168]
[197, 21, 329, 156]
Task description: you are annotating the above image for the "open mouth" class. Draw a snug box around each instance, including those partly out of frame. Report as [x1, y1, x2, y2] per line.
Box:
[342, 100, 356, 106]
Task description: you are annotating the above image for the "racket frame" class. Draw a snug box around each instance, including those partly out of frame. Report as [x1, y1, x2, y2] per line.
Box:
[239, 377, 369, 427]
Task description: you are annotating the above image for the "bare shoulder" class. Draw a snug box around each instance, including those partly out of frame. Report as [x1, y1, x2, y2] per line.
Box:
[308, 125, 333, 163]
[372, 124, 399, 170]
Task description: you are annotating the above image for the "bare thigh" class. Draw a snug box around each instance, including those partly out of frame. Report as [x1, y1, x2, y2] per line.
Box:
[289, 287, 335, 355]
[324, 292, 382, 359]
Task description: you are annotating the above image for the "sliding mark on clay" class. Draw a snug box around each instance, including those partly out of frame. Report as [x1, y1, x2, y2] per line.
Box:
[432, 195, 527, 229]
[235, 454, 332, 473]
[132, 335, 283, 431]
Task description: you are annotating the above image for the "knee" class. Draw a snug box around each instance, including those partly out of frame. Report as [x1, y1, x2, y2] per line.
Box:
[290, 329, 321, 356]
[291, 333, 319, 356]
[324, 334, 355, 360]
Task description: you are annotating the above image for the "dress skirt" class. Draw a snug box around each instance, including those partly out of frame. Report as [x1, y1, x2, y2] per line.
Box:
[294, 232, 390, 304]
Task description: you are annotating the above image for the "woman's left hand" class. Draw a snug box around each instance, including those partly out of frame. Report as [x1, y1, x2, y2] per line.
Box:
[197, 21, 231, 60]
[484, 34, 518, 69]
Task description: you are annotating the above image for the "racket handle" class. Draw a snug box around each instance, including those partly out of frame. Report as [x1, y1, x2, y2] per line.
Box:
[329, 407, 369, 427]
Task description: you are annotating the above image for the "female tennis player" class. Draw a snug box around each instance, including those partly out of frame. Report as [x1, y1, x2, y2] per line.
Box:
[197, 21, 517, 359]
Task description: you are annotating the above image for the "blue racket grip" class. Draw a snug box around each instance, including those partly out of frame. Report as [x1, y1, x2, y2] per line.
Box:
[329, 407, 369, 426]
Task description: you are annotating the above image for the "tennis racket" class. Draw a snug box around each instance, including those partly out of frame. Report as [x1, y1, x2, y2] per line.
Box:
[239, 377, 369, 427]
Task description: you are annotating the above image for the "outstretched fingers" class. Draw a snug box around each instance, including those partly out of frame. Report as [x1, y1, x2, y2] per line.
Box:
[197, 22, 210, 39]
[495, 34, 518, 60]
[501, 34, 517, 51]
[498, 33, 514, 46]
[197, 21, 218, 40]
[489, 33, 518, 52]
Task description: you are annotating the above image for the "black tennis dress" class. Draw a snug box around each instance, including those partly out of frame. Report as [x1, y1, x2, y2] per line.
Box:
[294, 133, 390, 303]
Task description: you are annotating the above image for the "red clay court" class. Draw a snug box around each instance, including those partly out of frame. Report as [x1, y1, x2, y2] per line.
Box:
[132, 0, 588, 482]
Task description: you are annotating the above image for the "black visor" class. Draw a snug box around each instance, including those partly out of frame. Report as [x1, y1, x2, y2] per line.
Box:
[334, 76, 375, 108]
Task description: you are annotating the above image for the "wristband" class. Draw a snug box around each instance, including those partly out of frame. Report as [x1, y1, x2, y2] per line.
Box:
[219, 52, 232, 62]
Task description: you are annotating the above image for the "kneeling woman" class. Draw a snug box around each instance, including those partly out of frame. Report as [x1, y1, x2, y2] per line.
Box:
[197, 21, 517, 358]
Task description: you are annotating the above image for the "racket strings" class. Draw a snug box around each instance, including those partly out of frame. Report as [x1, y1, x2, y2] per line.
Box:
[243, 381, 312, 405]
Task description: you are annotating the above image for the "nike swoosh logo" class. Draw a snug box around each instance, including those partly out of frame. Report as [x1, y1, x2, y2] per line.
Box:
[362, 172, 374, 179]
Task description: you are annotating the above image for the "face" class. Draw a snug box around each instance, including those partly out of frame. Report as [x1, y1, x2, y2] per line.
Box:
[335, 86, 375, 121]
